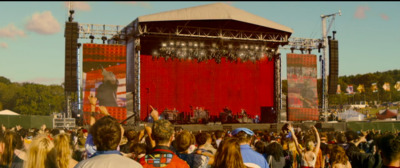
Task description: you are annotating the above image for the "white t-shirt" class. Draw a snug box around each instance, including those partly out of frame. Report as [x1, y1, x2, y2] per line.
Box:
[74, 153, 142, 168]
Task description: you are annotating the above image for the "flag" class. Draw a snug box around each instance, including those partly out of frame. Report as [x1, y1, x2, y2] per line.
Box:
[346, 85, 354, 94]
[383, 82, 390, 92]
[371, 83, 378, 93]
[395, 81, 400, 91]
[336, 84, 341, 94]
[357, 84, 365, 93]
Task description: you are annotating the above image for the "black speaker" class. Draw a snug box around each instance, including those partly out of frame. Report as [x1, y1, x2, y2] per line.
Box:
[260, 107, 276, 123]
[328, 39, 338, 94]
[64, 22, 79, 92]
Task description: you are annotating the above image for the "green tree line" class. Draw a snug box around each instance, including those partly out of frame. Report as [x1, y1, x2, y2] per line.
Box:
[0, 76, 64, 115]
[283, 69, 400, 106]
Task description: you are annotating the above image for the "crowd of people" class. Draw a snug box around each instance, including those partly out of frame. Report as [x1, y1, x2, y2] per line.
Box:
[0, 97, 399, 168]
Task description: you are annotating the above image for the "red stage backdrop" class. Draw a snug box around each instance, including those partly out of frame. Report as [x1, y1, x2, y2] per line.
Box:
[82, 44, 127, 124]
[287, 54, 319, 121]
[140, 55, 275, 121]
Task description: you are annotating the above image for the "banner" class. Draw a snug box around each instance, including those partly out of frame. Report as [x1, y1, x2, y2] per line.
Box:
[371, 83, 378, 93]
[357, 84, 365, 93]
[346, 85, 354, 94]
[82, 44, 127, 124]
[337, 84, 341, 94]
[287, 54, 319, 121]
[395, 81, 400, 91]
[383, 82, 390, 92]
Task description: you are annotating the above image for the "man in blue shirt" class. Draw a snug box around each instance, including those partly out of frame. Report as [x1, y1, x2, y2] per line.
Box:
[232, 128, 270, 168]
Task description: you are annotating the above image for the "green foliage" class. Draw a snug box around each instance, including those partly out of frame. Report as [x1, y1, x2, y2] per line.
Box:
[283, 69, 400, 106]
[0, 76, 64, 115]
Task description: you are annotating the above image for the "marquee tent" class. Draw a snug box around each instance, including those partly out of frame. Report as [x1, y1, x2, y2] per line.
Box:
[338, 109, 365, 121]
[0, 109, 20, 115]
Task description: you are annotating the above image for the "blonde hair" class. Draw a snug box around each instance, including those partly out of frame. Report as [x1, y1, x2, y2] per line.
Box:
[53, 133, 72, 168]
[24, 135, 54, 168]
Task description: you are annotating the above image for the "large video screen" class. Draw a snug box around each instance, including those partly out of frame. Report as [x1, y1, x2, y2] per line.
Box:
[287, 53, 319, 121]
[82, 44, 126, 124]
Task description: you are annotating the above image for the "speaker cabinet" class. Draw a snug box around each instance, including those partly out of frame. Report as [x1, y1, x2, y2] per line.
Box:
[328, 39, 338, 94]
[260, 106, 276, 123]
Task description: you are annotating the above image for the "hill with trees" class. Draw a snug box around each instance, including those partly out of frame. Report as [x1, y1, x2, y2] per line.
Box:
[0, 76, 64, 115]
[283, 69, 400, 106]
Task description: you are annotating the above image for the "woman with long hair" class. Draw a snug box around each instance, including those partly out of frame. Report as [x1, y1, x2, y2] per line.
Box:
[287, 140, 300, 168]
[329, 145, 351, 168]
[265, 142, 286, 168]
[212, 137, 247, 168]
[288, 124, 320, 168]
[24, 135, 54, 168]
[51, 133, 78, 168]
[0, 131, 25, 168]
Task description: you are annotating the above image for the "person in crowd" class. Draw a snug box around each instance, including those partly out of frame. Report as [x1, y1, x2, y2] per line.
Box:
[175, 130, 209, 168]
[265, 141, 286, 168]
[0, 131, 25, 168]
[139, 106, 189, 168]
[287, 140, 300, 168]
[288, 124, 320, 168]
[328, 145, 351, 168]
[120, 129, 138, 154]
[24, 134, 54, 168]
[344, 130, 382, 168]
[74, 116, 142, 168]
[255, 140, 268, 160]
[195, 132, 216, 155]
[232, 127, 270, 168]
[214, 130, 225, 149]
[376, 134, 400, 168]
[130, 143, 147, 162]
[212, 137, 247, 168]
[52, 133, 78, 168]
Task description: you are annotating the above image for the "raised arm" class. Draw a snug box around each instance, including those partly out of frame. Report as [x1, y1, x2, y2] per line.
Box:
[311, 126, 320, 155]
[288, 124, 303, 156]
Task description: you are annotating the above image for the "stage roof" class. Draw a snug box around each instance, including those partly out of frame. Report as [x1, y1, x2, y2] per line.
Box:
[136, 3, 293, 34]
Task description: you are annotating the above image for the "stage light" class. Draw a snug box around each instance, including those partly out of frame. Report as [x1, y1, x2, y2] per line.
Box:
[255, 46, 260, 50]
[199, 42, 205, 48]
[152, 50, 160, 57]
[290, 47, 295, 53]
[212, 43, 217, 48]
[188, 42, 193, 47]
[162, 42, 167, 47]
[194, 42, 198, 47]
[89, 35, 95, 43]
[228, 44, 233, 49]
[181, 42, 186, 47]
[169, 41, 175, 46]
[244, 45, 248, 49]
[101, 36, 107, 44]
[299, 47, 305, 54]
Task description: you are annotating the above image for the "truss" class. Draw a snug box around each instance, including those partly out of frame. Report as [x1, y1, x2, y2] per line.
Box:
[138, 24, 290, 43]
[281, 37, 324, 51]
[78, 23, 127, 40]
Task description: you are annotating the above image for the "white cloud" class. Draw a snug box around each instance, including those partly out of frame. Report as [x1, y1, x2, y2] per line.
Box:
[25, 11, 61, 35]
[354, 6, 370, 19]
[115, 1, 152, 9]
[0, 24, 26, 39]
[64, 2, 91, 11]
[380, 13, 389, 20]
[0, 42, 8, 49]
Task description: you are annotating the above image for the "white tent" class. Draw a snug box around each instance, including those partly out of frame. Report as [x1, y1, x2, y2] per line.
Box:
[338, 109, 365, 121]
[0, 109, 20, 115]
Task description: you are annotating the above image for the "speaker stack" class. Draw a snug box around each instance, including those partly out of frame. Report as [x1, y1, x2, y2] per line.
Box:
[64, 22, 79, 92]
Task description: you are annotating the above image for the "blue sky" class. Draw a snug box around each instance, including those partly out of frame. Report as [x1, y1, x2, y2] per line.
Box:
[0, 1, 399, 85]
